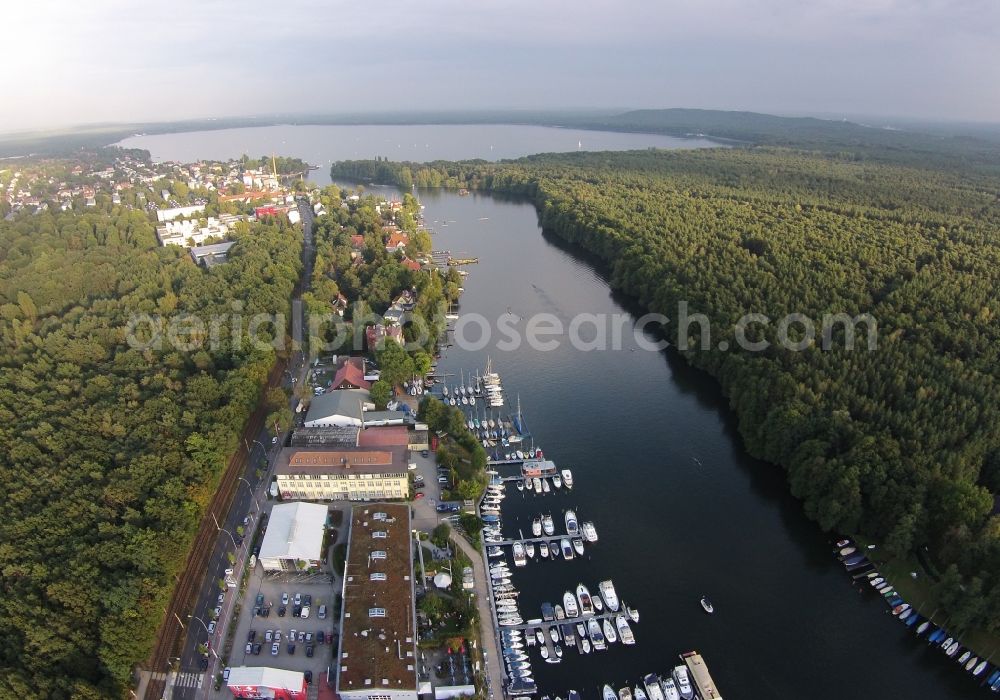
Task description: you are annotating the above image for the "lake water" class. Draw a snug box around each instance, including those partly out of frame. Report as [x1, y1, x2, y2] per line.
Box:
[130, 124, 977, 698]
[419, 189, 976, 700]
[116, 124, 717, 183]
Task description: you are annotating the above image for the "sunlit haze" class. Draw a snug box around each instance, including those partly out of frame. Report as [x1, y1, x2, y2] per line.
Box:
[4, 0, 1000, 132]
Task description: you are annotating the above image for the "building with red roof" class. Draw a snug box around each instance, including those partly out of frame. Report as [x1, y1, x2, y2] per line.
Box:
[332, 357, 371, 390]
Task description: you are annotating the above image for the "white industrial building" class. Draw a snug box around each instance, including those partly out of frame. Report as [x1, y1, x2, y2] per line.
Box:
[156, 204, 205, 222]
[257, 502, 328, 572]
[304, 389, 373, 428]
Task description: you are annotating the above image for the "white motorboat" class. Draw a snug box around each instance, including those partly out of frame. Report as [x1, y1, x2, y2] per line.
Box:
[633, 687, 648, 700]
[593, 595, 603, 612]
[563, 591, 579, 617]
[517, 450, 525, 460]
[869, 577, 885, 587]
[550, 627, 560, 643]
[965, 656, 979, 672]
[643, 675, 664, 700]
[615, 614, 635, 645]
[553, 474, 562, 488]
[549, 541, 560, 558]
[535, 629, 546, 644]
[660, 677, 680, 700]
[619, 688, 634, 700]
[599, 580, 620, 612]
[603, 618, 617, 644]
[539, 542, 549, 558]
[561, 469, 573, 488]
[700, 596, 714, 614]
[576, 584, 595, 615]
[532, 518, 542, 537]
[513, 542, 527, 567]
[542, 479, 551, 493]
[564, 510, 579, 536]
[516, 480, 524, 492]
[554, 645, 563, 659]
[540, 645, 548, 660]
[588, 618, 606, 650]
[582, 522, 598, 542]
[561, 538, 574, 559]
[625, 604, 639, 623]
[945, 641, 960, 657]
[576, 621, 587, 638]
[524, 542, 536, 558]
[603, 686, 618, 700]
[533, 477, 542, 493]
[542, 514, 555, 536]
[487, 546, 504, 558]
[958, 650, 972, 664]
[672, 666, 694, 700]
[573, 538, 585, 556]
[554, 604, 565, 620]
[580, 637, 592, 654]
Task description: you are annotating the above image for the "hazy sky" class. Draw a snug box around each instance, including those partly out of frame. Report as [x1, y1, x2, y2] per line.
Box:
[4, 0, 999, 132]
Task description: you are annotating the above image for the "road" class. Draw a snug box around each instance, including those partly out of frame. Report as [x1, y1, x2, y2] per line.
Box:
[167, 198, 316, 699]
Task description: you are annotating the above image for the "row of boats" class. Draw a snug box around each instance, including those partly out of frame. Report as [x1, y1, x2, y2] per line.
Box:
[440, 360, 506, 408]
[518, 470, 573, 493]
[600, 668, 695, 700]
[836, 538, 1000, 692]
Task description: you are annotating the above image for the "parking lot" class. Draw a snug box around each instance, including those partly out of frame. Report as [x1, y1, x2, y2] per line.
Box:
[220, 504, 348, 696]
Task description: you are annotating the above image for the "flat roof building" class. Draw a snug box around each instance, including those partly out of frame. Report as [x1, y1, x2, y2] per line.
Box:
[274, 447, 409, 502]
[336, 504, 417, 700]
[226, 666, 305, 700]
[304, 389, 372, 428]
[257, 501, 328, 572]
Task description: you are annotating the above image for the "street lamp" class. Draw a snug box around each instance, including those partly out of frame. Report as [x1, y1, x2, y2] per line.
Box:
[212, 512, 242, 550]
[238, 477, 261, 512]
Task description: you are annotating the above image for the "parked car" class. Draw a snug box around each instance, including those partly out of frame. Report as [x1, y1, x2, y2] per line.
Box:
[287, 643, 296, 655]
[265, 629, 273, 642]
[274, 630, 282, 642]
[304, 670, 313, 684]
[305, 632, 313, 642]
[421, 449, 429, 458]
[318, 605, 327, 620]
[300, 606, 310, 619]
[217, 593, 225, 604]
[281, 592, 289, 605]
[294, 593, 301, 606]
[303, 594, 312, 606]
[270, 642, 279, 656]
[292, 605, 301, 618]
[289, 629, 297, 641]
[317, 630, 325, 644]
[255, 593, 264, 606]
[245, 642, 252, 654]
[212, 606, 222, 618]
[306, 645, 314, 658]
[223, 668, 231, 682]
[252, 643, 262, 655]
[207, 621, 216, 634]
[199, 657, 209, 671]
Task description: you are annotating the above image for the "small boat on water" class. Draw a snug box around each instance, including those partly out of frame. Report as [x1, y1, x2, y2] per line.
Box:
[580, 637, 592, 654]
[966, 656, 980, 671]
[542, 479, 551, 493]
[587, 618, 606, 650]
[553, 474, 562, 488]
[572, 538, 585, 556]
[582, 522, 598, 542]
[550, 626, 560, 643]
[564, 591, 579, 617]
[516, 479, 524, 492]
[633, 687, 648, 700]
[547, 541, 558, 557]
[916, 620, 930, 635]
[541, 603, 555, 622]
[577, 584, 595, 615]
[487, 546, 504, 558]
[660, 677, 680, 700]
[535, 629, 546, 645]
[625, 604, 640, 623]
[644, 675, 664, 700]
[593, 595, 604, 612]
[542, 514, 555, 536]
[554, 604, 565, 620]
[958, 650, 972, 665]
[616, 614, 635, 645]
[700, 596, 714, 614]
[532, 518, 542, 537]
[945, 641, 960, 657]
[561, 538, 574, 559]
[524, 542, 536, 558]
[672, 665, 694, 700]
[599, 580, 620, 611]
[562, 469, 574, 488]
[973, 660, 988, 676]
[603, 618, 617, 644]
[869, 577, 885, 587]
[603, 686, 618, 700]
[565, 510, 579, 536]
[619, 687, 634, 700]
[533, 477, 542, 493]
[539, 542, 549, 558]
[513, 542, 527, 567]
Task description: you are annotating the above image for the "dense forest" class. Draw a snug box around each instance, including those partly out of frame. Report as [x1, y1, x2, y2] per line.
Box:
[332, 148, 1000, 632]
[0, 209, 301, 697]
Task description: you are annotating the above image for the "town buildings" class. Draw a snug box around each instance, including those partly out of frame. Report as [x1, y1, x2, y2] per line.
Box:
[226, 666, 306, 699]
[273, 447, 409, 501]
[257, 501, 329, 572]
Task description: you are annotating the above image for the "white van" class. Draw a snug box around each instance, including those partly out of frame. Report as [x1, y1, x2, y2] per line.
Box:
[300, 606, 310, 619]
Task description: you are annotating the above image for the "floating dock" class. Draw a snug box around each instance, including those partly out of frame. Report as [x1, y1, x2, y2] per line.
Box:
[682, 650, 724, 700]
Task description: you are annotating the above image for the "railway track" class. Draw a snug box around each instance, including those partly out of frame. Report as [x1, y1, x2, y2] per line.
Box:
[142, 358, 287, 699]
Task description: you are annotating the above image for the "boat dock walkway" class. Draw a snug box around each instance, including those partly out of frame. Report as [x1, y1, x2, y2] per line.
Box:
[488, 534, 582, 547]
[500, 610, 624, 633]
